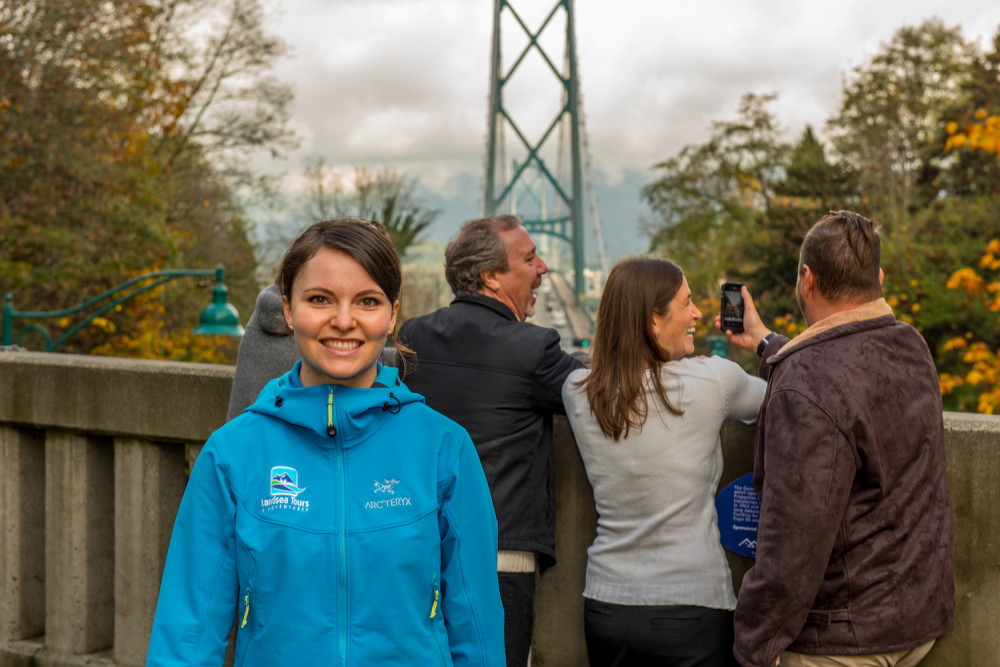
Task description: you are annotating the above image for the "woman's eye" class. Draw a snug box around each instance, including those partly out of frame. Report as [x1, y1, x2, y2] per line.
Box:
[309, 295, 329, 304]
[360, 297, 379, 308]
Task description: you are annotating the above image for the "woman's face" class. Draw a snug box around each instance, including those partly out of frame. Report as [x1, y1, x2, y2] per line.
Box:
[651, 276, 701, 360]
[283, 247, 399, 388]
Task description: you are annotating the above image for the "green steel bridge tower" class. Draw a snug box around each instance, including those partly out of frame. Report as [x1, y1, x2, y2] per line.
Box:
[485, 0, 604, 306]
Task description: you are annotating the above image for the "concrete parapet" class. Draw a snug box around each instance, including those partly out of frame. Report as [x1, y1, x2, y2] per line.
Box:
[0, 352, 998, 666]
[0, 426, 45, 641]
[0, 352, 232, 443]
[44, 432, 114, 655]
[112, 439, 186, 666]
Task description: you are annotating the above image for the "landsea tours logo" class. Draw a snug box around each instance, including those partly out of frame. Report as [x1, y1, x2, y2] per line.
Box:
[261, 466, 310, 512]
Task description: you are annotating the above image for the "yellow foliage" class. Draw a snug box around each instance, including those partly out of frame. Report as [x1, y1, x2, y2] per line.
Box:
[978, 388, 1000, 415]
[946, 266, 984, 292]
[945, 112, 1000, 156]
[938, 373, 963, 395]
[773, 314, 803, 337]
[90, 317, 116, 334]
[980, 253, 1000, 271]
[941, 236, 1000, 414]
[945, 133, 968, 150]
[963, 342, 992, 364]
[942, 337, 967, 352]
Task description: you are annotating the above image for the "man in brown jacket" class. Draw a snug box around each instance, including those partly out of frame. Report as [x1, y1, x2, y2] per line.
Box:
[719, 211, 954, 667]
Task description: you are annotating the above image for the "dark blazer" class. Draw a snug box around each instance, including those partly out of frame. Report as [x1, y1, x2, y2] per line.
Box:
[398, 294, 585, 567]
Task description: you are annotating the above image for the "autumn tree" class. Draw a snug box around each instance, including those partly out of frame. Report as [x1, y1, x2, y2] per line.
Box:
[640, 21, 1000, 388]
[938, 239, 1000, 412]
[827, 18, 977, 225]
[641, 94, 855, 348]
[642, 94, 789, 306]
[258, 159, 440, 269]
[934, 28, 1000, 411]
[0, 0, 295, 359]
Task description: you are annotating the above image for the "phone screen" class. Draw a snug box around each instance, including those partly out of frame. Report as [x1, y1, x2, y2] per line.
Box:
[721, 282, 745, 334]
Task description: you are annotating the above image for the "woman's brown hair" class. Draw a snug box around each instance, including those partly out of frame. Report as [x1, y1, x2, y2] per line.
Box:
[580, 257, 685, 440]
[276, 217, 414, 371]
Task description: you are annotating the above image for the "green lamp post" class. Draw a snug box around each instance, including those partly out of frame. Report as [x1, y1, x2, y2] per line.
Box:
[2, 265, 243, 351]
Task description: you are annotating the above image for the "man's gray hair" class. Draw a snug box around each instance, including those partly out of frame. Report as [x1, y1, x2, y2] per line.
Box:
[444, 215, 522, 297]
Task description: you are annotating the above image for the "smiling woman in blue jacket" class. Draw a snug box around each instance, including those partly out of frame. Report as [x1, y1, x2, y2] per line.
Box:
[146, 218, 505, 667]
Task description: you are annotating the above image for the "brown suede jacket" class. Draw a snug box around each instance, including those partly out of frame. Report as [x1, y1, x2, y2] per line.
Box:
[734, 299, 955, 666]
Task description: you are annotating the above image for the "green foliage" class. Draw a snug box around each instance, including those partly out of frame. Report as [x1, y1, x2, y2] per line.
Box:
[642, 95, 851, 336]
[641, 20, 1000, 409]
[642, 94, 788, 309]
[282, 159, 439, 263]
[827, 18, 977, 225]
[0, 0, 294, 359]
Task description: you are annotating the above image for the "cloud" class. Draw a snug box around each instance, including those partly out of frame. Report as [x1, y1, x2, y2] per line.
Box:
[251, 0, 1000, 259]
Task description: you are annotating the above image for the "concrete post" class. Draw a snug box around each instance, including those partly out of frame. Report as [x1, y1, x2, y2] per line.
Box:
[45, 431, 115, 655]
[531, 417, 597, 666]
[0, 426, 46, 641]
[112, 438, 187, 667]
[929, 411, 1000, 666]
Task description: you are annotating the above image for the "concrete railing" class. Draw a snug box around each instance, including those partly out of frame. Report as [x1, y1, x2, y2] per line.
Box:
[1, 352, 998, 666]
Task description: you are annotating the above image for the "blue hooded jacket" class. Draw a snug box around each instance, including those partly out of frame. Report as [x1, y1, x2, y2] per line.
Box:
[146, 362, 505, 667]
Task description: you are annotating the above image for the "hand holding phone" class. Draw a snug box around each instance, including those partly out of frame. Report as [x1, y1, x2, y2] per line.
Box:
[720, 281, 745, 334]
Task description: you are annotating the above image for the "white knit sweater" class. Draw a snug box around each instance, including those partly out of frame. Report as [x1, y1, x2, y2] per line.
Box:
[562, 356, 765, 610]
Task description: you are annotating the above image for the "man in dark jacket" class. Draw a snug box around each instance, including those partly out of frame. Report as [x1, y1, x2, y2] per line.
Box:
[719, 211, 954, 667]
[398, 214, 585, 667]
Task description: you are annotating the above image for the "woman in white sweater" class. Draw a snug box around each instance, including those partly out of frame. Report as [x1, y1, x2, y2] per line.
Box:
[562, 257, 765, 666]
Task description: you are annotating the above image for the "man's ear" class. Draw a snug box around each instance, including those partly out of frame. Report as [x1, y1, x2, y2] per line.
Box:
[480, 269, 501, 292]
[800, 264, 816, 296]
[878, 267, 884, 286]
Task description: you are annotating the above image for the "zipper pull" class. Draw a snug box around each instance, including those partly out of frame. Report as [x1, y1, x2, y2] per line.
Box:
[430, 585, 440, 619]
[241, 590, 250, 629]
[327, 390, 336, 437]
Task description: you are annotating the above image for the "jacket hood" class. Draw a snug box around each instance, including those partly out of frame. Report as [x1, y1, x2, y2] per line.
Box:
[255, 283, 293, 336]
[247, 361, 424, 445]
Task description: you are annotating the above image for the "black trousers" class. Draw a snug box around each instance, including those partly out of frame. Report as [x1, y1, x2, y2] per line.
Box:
[584, 599, 737, 667]
[498, 571, 536, 667]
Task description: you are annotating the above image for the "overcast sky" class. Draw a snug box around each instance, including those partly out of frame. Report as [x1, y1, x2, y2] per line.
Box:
[254, 0, 1000, 259]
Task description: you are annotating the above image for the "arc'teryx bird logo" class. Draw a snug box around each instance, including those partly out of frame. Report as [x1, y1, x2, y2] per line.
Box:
[366, 477, 411, 511]
[373, 478, 400, 494]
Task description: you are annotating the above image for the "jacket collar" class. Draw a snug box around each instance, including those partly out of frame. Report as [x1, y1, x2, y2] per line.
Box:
[774, 298, 895, 360]
[453, 293, 519, 322]
[247, 361, 422, 446]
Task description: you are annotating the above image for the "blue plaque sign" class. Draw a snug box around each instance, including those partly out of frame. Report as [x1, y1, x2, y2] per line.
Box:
[715, 472, 760, 558]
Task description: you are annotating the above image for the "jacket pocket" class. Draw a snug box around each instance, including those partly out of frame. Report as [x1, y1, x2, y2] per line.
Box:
[237, 585, 254, 667]
[429, 581, 448, 666]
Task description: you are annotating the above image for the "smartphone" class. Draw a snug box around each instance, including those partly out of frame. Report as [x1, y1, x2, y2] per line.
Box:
[720, 282, 745, 334]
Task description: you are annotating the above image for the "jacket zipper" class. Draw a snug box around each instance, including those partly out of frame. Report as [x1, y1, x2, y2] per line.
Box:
[241, 589, 250, 629]
[429, 582, 447, 666]
[429, 584, 440, 618]
[327, 390, 337, 437]
[331, 386, 348, 667]
[238, 586, 252, 667]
